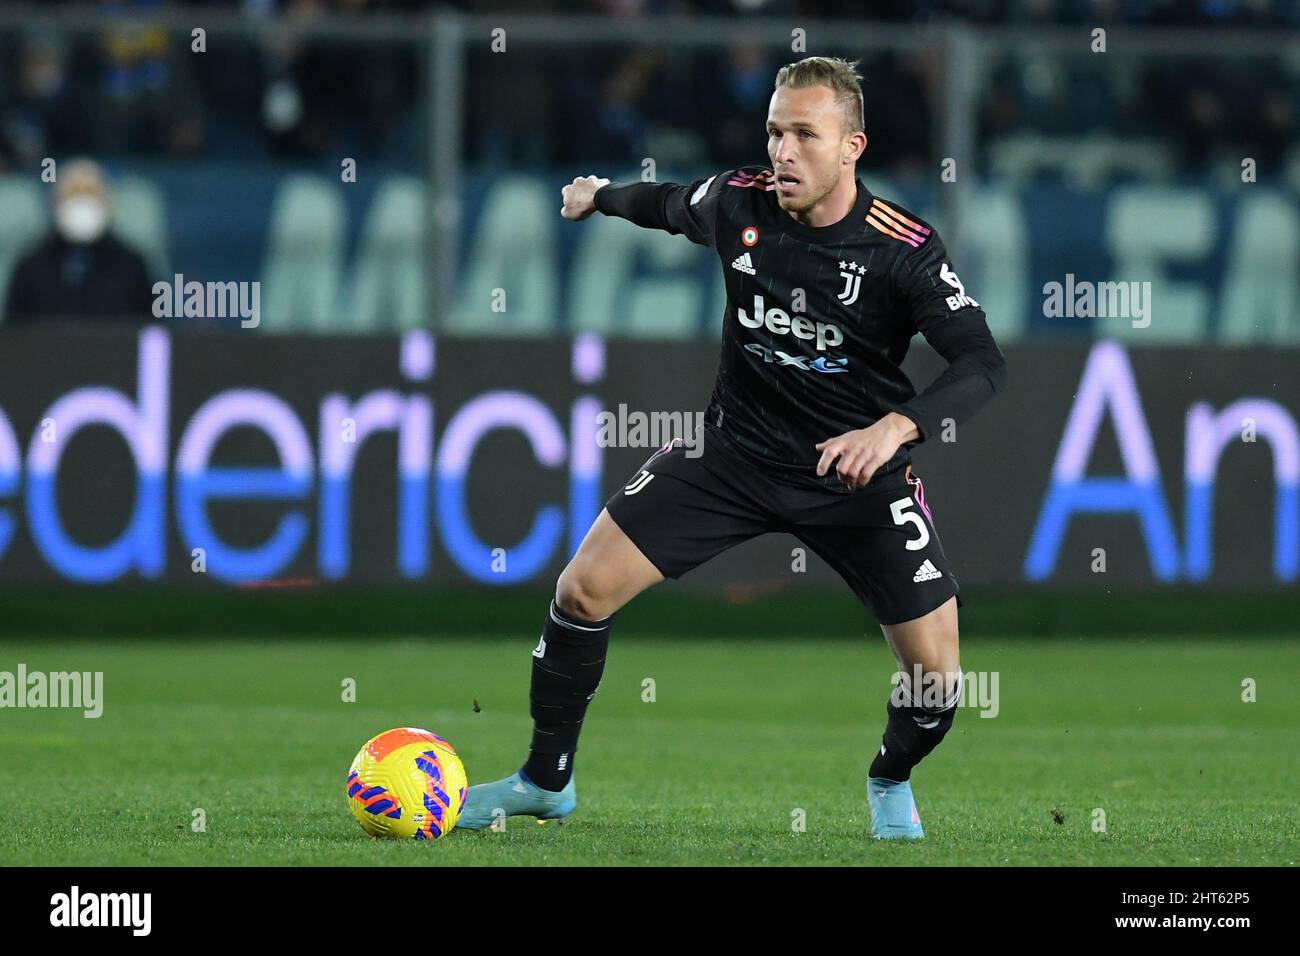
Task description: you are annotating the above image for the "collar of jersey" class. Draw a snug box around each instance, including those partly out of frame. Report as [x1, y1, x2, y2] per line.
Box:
[774, 177, 873, 244]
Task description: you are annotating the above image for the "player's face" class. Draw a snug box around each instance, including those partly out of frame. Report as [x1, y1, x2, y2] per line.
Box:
[766, 85, 851, 214]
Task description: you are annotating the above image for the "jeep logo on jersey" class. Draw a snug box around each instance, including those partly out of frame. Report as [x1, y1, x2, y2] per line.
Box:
[837, 259, 866, 306]
[737, 295, 844, 351]
[940, 262, 979, 311]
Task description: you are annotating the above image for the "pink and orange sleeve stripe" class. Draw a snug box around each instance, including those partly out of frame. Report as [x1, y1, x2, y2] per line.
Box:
[866, 199, 931, 247]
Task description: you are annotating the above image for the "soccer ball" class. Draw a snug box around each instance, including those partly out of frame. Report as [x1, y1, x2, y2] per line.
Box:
[346, 727, 469, 839]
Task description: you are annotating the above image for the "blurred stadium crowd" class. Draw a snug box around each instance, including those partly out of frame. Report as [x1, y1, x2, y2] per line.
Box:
[0, 0, 1295, 177]
[14, 0, 1298, 23]
[1, 0, 1295, 336]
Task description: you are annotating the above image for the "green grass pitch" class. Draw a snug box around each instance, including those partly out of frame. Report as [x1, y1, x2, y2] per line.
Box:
[1, 632, 1296, 866]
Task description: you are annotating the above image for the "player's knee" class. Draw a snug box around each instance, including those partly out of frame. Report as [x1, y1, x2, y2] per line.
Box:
[554, 564, 616, 623]
[898, 663, 963, 710]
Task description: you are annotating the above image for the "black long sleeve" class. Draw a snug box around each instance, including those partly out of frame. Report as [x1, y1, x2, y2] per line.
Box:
[886, 234, 1008, 442]
[593, 173, 727, 248]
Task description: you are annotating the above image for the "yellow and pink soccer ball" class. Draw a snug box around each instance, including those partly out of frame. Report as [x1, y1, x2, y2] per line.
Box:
[346, 727, 468, 839]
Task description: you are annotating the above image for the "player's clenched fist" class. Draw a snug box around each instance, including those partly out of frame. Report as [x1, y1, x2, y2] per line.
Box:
[561, 175, 611, 221]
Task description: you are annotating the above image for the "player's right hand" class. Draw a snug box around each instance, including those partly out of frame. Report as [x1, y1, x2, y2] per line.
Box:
[561, 175, 610, 221]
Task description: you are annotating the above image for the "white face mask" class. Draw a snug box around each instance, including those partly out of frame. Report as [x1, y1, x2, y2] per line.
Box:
[55, 196, 108, 244]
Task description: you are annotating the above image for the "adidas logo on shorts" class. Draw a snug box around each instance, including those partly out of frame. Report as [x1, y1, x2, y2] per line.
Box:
[730, 252, 756, 275]
[912, 559, 942, 583]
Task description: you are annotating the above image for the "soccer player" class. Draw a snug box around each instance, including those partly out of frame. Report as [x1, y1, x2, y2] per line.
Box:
[457, 56, 1007, 839]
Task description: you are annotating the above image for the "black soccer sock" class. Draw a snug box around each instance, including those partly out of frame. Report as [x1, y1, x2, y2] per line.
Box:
[868, 675, 960, 783]
[520, 600, 611, 792]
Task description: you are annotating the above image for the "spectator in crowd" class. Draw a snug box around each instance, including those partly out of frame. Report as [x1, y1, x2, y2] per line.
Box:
[3, 159, 156, 325]
[555, 47, 659, 163]
[96, 0, 207, 157]
[0, 32, 98, 173]
[696, 42, 780, 169]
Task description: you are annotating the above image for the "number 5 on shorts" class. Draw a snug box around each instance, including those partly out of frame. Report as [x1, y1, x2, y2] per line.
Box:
[890, 497, 930, 551]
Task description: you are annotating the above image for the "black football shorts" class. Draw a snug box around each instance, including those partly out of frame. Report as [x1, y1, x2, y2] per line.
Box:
[604, 429, 962, 626]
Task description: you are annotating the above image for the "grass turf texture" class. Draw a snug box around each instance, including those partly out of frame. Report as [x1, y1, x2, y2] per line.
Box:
[0, 634, 1296, 866]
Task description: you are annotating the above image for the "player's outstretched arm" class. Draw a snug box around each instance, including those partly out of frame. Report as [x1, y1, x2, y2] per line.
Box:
[561, 171, 728, 248]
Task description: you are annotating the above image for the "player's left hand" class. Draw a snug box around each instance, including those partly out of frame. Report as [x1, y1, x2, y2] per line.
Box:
[815, 415, 916, 491]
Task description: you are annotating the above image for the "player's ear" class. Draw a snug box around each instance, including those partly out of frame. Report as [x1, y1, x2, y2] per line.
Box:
[844, 131, 867, 164]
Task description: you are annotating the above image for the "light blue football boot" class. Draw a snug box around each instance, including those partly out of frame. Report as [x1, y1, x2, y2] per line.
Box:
[867, 776, 925, 840]
[455, 770, 577, 830]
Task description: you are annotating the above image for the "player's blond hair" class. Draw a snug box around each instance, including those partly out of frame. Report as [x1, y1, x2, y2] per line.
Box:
[773, 56, 865, 135]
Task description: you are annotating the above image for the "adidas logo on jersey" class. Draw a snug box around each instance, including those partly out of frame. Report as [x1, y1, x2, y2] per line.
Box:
[913, 559, 943, 583]
[731, 252, 756, 275]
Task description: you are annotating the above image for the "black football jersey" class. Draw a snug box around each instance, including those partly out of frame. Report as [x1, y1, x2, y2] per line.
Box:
[593, 165, 1007, 493]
